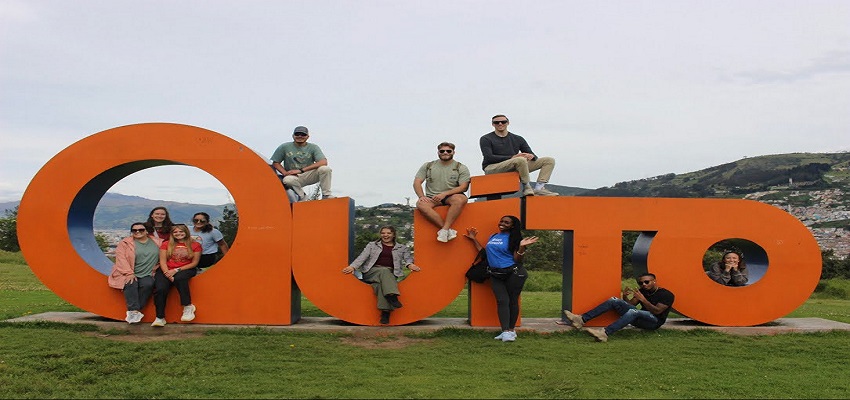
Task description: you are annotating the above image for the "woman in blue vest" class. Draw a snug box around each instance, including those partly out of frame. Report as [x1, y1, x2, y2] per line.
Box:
[465, 215, 538, 342]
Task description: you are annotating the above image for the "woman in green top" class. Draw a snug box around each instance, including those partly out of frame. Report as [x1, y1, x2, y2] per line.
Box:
[107, 222, 163, 324]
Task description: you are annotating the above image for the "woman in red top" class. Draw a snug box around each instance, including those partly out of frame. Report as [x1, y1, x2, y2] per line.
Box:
[151, 224, 201, 327]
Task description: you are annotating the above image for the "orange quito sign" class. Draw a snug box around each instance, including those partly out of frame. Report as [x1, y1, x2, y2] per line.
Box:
[17, 124, 822, 327]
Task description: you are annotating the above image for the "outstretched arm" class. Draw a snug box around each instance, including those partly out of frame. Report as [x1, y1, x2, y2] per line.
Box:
[464, 227, 484, 251]
[514, 236, 538, 262]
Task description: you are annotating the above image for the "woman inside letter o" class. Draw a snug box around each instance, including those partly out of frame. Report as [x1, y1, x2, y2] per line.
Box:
[107, 222, 162, 323]
[152, 224, 201, 327]
[190, 212, 229, 272]
[708, 249, 749, 286]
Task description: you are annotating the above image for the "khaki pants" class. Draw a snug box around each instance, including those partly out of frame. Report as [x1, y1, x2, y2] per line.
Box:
[483, 157, 555, 184]
[282, 166, 333, 198]
[362, 267, 400, 311]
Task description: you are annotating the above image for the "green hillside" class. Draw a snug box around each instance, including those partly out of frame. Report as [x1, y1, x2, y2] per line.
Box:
[583, 152, 850, 198]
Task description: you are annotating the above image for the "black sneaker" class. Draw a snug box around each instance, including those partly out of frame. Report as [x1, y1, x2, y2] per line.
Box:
[386, 294, 403, 309]
[380, 311, 390, 325]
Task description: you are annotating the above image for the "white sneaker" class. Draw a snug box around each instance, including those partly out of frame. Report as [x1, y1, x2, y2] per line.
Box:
[128, 311, 143, 324]
[437, 229, 449, 243]
[494, 331, 505, 340]
[446, 229, 457, 241]
[502, 331, 517, 342]
[151, 317, 166, 327]
[181, 304, 196, 322]
[125, 311, 134, 324]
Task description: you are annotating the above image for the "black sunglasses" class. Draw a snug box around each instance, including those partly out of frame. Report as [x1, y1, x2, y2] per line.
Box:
[193, 219, 207, 223]
[439, 149, 453, 154]
[293, 132, 308, 137]
[131, 228, 146, 233]
[639, 280, 653, 285]
[492, 120, 509, 125]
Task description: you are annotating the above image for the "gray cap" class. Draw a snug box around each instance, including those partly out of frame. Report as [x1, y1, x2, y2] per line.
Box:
[293, 126, 309, 135]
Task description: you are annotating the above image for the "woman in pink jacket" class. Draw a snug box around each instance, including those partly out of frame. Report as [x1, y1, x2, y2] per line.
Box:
[107, 222, 163, 324]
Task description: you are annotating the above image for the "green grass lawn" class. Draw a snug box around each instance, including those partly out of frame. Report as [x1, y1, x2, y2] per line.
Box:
[2, 250, 850, 398]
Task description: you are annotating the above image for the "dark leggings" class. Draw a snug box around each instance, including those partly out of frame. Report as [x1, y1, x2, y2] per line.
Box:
[197, 254, 218, 269]
[153, 269, 197, 318]
[490, 266, 528, 331]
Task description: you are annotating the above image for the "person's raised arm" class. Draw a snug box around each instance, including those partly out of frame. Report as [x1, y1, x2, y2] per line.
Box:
[707, 263, 731, 285]
[464, 227, 484, 252]
[730, 268, 748, 286]
[513, 236, 538, 262]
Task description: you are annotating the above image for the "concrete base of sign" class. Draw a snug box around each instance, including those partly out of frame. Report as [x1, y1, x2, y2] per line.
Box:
[7, 312, 850, 337]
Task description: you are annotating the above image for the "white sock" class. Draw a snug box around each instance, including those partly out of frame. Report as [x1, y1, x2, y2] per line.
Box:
[534, 182, 545, 190]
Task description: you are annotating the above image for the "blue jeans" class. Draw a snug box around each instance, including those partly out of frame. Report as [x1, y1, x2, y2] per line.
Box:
[582, 297, 659, 336]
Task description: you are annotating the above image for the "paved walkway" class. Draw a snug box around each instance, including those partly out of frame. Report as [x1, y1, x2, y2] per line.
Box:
[7, 312, 850, 337]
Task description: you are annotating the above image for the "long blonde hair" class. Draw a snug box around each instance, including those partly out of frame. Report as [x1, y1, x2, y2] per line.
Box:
[166, 224, 195, 259]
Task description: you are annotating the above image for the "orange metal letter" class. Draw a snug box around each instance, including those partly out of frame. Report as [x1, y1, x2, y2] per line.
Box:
[291, 197, 519, 325]
[526, 196, 821, 326]
[18, 123, 295, 324]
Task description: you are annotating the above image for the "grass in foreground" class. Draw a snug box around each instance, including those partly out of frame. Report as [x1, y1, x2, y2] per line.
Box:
[3, 251, 850, 398]
[1, 324, 849, 398]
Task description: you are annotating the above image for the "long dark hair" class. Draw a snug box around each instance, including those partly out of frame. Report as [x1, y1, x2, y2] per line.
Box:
[193, 212, 213, 233]
[503, 215, 522, 253]
[144, 206, 173, 235]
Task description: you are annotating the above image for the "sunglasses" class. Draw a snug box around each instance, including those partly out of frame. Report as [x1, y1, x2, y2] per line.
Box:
[293, 133, 308, 137]
[639, 280, 653, 285]
[193, 219, 207, 223]
[439, 149, 453, 154]
[492, 120, 509, 125]
[131, 228, 146, 233]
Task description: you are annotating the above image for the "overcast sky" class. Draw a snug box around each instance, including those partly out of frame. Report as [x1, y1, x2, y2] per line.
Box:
[2, 1, 848, 207]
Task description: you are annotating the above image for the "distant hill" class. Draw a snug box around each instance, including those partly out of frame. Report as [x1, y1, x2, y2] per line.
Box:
[582, 152, 850, 198]
[1, 193, 231, 229]
[0, 201, 17, 214]
[93, 193, 230, 229]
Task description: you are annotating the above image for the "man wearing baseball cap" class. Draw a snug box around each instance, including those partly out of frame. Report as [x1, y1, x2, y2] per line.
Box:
[271, 126, 334, 201]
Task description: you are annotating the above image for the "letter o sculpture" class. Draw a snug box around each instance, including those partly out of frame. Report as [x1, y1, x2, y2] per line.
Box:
[17, 123, 296, 324]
